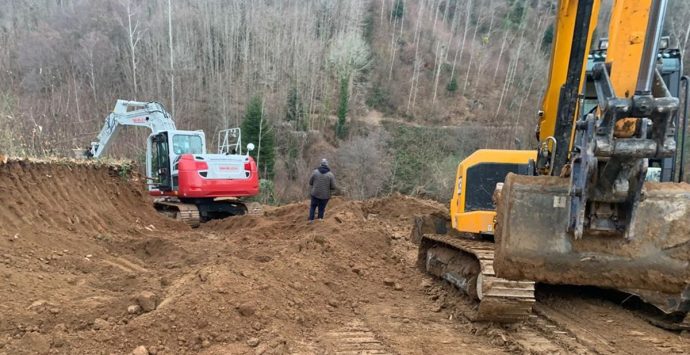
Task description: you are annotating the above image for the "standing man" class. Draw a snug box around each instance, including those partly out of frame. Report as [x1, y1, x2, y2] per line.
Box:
[309, 159, 336, 222]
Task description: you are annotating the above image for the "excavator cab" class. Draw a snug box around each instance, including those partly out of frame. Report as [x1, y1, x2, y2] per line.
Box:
[450, 150, 536, 235]
[413, 150, 539, 322]
[147, 130, 207, 192]
[150, 132, 173, 190]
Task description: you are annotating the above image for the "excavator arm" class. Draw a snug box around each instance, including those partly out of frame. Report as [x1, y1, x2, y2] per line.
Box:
[567, 0, 677, 240]
[495, 0, 690, 314]
[536, 0, 600, 176]
[88, 100, 177, 158]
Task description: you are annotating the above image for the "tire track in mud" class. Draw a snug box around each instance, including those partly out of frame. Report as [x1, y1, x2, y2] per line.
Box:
[498, 289, 690, 355]
[533, 292, 690, 354]
[323, 320, 395, 354]
[507, 315, 594, 355]
[421, 276, 689, 354]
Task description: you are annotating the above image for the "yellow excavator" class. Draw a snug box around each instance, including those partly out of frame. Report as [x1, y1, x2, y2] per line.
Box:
[413, 0, 690, 328]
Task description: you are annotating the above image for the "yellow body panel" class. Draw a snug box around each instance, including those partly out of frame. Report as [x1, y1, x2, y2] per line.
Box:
[454, 210, 498, 235]
[607, 0, 652, 98]
[538, 0, 600, 143]
[450, 150, 537, 234]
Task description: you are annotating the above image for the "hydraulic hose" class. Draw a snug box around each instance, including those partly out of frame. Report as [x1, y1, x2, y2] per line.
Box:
[679, 75, 689, 182]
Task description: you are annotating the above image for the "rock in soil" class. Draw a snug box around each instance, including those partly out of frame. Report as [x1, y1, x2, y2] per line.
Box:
[128, 304, 142, 314]
[93, 318, 110, 330]
[136, 291, 158, 312]
[238, 302, 256, 317]
[246, 337, 260, 347]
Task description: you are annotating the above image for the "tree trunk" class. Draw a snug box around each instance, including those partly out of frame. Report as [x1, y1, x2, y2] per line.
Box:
[167, 0, 175, 118]
[451, 0, 471, 83]
[462, 11, 480, 93]
[389, 18, 397, 81]
[407, 0, 425, 114]
[493, 31, 510, 83]
[432, 42, 445, 104]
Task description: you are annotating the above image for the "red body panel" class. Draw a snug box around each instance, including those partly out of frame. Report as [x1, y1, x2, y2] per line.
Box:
[149, 154, 259, 199]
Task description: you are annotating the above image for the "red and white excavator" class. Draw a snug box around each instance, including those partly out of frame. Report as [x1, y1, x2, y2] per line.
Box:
[88, 99, 259, 226]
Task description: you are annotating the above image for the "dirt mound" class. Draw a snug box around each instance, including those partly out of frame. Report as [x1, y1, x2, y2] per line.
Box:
[0, 159, 190, 354]
[0, 167, 452, 354]
[2, 162, 689, 354]
[0, 158, 181, 236]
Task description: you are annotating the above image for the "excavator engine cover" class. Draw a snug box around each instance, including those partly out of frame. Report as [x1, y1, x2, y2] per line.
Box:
[495, 174, 690, 294]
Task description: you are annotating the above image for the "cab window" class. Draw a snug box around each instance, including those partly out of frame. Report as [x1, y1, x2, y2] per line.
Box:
[172, 134, 203, 155]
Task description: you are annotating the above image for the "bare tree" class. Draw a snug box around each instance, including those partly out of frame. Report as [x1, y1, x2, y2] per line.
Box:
[167, 0, 175, 118]
[119, 0, 146, 95]
[335, 130, 392, 199]
[432, 42, 446, 103]
[450, 0, 471, 82]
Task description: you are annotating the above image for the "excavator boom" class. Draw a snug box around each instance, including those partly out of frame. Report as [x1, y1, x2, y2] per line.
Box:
[89, 100, 177, 158]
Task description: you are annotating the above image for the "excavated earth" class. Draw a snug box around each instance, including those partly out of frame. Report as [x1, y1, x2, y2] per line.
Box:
[0, 159, 689, 354]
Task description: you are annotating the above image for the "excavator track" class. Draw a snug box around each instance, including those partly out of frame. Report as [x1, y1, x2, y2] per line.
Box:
[154, 200, 200, 227]
[419, 233, 535, 322]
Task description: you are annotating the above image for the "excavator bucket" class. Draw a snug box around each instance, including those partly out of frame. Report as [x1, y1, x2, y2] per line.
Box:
[494, 174, 690, 295]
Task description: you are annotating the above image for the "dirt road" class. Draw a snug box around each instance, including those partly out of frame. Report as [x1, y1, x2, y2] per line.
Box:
[0, 159, 688, 354]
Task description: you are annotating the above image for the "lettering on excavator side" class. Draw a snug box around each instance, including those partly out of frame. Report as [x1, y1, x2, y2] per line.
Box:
[132, 117, 146, 123]
[218, 165, 240, 171]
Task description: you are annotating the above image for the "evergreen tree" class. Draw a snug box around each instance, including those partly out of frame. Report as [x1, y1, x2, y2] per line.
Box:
[392, 0, 404, 19]
[335, 77, 349, 139]
[286, 86, 306, 130]
[508, 1, 525, 27]
[446, 76, 458, 93]
[242, 96, 275, 179]
[541, 23, 554, 52]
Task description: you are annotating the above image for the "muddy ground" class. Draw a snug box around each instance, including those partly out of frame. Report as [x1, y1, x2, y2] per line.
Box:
[0, 159, 689, 354]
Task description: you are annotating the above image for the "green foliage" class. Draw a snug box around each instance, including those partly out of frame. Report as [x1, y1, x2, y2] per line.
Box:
[363, 12, 375, 44]
[242, 96, 276, 179]
[541, 23, 554, 52]
[385, 123, 476, 201]
[388, 125, 436, 194]
[335, 77, 349, 139]
[507, 1, 525, 27]
[286, 143, 300, 181]
[392, 0, 404, 19]
[286, 86, 306, 130]
[255, 178, 277, 204]
[117, 161, 135, 181]
[445, 0, 460, 22]
[278, 132, 303, 181]
[446, 76, 458, 93]
[366, 83, 391, 112]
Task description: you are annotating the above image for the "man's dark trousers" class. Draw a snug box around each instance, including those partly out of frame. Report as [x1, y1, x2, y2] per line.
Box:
[309, 196, 329, 220]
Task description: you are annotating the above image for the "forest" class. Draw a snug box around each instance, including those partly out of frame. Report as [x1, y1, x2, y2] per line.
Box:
[1, 0, 690, 202]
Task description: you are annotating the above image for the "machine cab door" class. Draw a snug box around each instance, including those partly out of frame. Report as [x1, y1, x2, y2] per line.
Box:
[151, 132, 173, 191]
